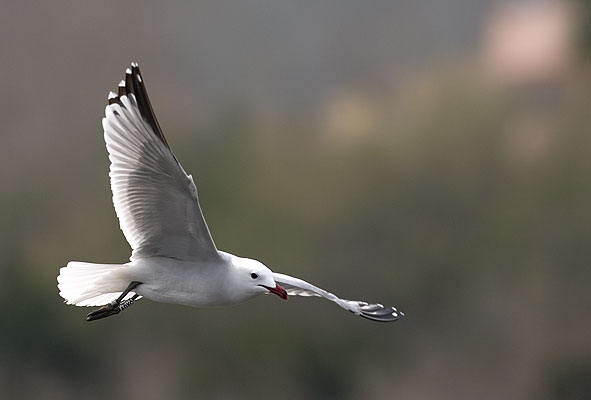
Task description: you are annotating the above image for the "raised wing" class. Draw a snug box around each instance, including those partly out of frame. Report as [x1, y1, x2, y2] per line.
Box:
[273, 273, 404, 322]
[102, 63, 219, 262]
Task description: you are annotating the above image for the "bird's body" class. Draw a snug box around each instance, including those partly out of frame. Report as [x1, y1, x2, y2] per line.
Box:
[58, 63, 403, 322]
[128, 256, 233, 307]
[129, 253, 282, 307]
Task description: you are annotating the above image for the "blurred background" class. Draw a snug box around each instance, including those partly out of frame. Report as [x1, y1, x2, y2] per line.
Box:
[1, 0, 590, 399]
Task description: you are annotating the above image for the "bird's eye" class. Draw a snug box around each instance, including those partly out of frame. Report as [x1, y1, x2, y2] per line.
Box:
[250, 273, 258, 279]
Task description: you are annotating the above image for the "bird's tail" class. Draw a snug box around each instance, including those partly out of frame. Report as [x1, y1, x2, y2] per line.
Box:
[57, 262, 132, 306]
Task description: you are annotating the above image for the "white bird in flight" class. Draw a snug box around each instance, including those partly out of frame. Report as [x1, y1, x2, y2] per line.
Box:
[57, 63, 404, 323]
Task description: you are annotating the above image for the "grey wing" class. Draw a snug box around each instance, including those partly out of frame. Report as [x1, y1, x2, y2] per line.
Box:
[102, 63, 219, 262]
[273, 273, 404, 322]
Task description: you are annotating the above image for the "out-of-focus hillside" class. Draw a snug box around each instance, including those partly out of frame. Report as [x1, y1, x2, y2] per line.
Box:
[0, 1, 590, 399]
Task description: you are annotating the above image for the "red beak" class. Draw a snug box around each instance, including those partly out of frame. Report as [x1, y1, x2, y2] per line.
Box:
[263, 284, 288, 300]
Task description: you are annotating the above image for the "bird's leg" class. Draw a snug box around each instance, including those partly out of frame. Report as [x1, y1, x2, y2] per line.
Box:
[86, 281, 142, 322]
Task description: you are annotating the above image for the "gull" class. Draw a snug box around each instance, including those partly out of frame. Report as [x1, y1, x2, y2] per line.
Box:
[57, 63, 404, 323]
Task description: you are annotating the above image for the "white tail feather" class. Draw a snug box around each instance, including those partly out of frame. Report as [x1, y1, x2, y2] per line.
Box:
[57, 262, 131, 306]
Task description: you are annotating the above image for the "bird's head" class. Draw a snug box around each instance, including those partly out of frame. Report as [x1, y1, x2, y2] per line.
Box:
[231, 257, 288, 301]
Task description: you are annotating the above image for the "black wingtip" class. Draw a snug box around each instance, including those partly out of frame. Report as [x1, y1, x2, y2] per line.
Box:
[106, 63, 170, 149]
[107, 91, 118, 105]
[359, 305, 404, 323]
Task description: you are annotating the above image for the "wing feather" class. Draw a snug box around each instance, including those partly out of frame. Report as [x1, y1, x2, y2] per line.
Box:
[103, 63, 219, 262]
[273, 273, 404, 322]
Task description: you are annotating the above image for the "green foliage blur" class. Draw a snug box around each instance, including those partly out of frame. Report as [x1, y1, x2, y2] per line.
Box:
[1, 1, 590, 399]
